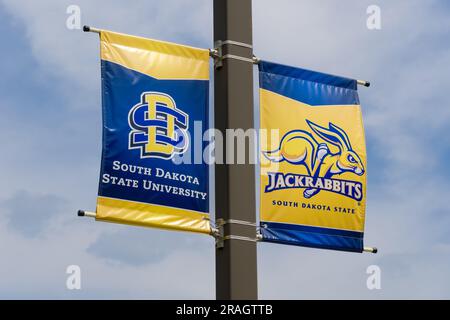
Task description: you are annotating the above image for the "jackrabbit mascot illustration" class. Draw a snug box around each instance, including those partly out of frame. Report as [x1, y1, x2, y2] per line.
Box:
[263, 120, 365, 199]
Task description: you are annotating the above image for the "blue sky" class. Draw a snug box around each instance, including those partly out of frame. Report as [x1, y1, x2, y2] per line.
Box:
[0, 0, 450, 299]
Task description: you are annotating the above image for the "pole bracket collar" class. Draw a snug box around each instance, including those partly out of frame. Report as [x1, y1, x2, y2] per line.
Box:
[214, 218, 259, 249]
[211, 40, 259, 69]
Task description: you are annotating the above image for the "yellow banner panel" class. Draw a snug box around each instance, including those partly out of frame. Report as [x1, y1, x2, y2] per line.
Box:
[259, 60, 367, 252]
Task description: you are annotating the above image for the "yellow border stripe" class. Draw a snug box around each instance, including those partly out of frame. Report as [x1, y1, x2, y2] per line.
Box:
[96, 197, 211, 234]
[100, 30, 209, 80]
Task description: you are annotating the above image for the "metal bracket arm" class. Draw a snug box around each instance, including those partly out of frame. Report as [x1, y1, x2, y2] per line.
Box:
[77, 210, 96, 218]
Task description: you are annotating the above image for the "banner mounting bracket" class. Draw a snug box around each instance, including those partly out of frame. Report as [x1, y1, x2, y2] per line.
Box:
[211, 40, 259, 69]
[363, 246, 378, 254]
[213, 218, 260, 249]
[83, 25, 101, 34]
[77, 210, 96, 218]
[357, 80, 371, 87]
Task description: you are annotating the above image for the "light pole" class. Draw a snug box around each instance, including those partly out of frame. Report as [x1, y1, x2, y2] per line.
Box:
[213, 0, 258, 300]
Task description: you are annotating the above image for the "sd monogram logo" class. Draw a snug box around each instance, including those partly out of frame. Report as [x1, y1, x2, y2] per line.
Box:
[128, 92, 189, 159]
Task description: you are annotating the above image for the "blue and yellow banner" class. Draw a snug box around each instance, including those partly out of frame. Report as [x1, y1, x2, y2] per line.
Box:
[259, 61, 367, 252]
[95, 30, 210, 234]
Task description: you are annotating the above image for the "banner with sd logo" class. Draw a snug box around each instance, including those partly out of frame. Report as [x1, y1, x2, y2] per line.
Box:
[259, 61, 367, 252]
[95, 30, 210, 234]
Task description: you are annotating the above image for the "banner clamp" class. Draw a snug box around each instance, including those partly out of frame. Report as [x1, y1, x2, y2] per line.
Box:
[214, 218, 259, 248]
[363, 246, 378, 254]
[77, 210, 96, 218]
[218, 219, 257, 227]
[216, 39, 253, 49]
[83, 25, 101, 34]
[357, 79, 371, 87]
[211, 40, 259, 69]
[224, 235, 258, 243]
[216, 235, 260, 249]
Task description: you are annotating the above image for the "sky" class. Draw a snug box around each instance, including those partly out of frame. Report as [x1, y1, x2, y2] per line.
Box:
[0, 0, 449, 299]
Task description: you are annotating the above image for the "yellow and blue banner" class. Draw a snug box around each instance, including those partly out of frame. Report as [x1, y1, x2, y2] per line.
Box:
[259, 61, 367, 252]
[95, 30, 211, 234]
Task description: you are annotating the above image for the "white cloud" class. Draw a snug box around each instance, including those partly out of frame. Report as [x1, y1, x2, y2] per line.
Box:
[0, 217, 214, 299]
[1, 0, 212, 110]
[0, 0, 449, 299]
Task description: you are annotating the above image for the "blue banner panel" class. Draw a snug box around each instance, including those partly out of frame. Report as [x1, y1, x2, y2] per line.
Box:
[95, 30, 211, 234]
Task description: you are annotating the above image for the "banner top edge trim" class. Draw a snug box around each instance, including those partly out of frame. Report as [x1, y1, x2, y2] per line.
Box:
[258, 60, 358, 90]
[100, 29, 210, 57]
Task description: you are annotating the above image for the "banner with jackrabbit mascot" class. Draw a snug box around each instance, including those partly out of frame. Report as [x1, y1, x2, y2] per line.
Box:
[258, 61, 367, 252]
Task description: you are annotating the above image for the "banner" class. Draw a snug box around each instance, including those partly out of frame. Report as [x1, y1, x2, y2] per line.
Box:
[95, 30, 210, 234]
[259, 61, 367, 252]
